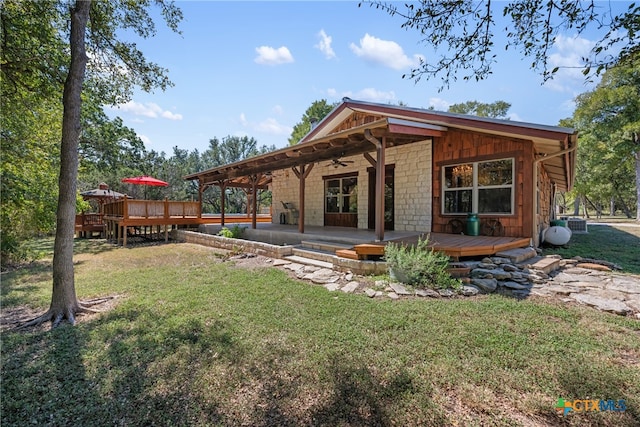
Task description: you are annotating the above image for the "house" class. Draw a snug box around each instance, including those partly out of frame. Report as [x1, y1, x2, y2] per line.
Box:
[185, 98, 577, 248]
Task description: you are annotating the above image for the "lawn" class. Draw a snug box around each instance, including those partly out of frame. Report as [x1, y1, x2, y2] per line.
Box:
[1, 238, 639, 426]
[542, 222, 640, 274]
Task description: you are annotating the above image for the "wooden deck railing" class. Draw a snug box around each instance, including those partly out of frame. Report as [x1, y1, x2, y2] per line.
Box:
[103, 198, 201, 219]
[75, 213, 105, 237]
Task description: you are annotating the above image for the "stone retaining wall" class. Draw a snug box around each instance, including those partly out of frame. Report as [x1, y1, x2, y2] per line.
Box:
[175, 230, 294, 258]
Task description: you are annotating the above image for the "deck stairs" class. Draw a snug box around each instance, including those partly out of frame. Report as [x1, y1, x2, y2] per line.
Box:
[284, 239, 354, 268]
[496, 247, 562, 274]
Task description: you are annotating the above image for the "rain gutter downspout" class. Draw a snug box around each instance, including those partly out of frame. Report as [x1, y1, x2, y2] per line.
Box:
[532, 144, 578, 246]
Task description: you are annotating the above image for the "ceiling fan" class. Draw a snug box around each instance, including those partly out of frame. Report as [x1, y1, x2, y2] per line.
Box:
[326, 158, 354, 168]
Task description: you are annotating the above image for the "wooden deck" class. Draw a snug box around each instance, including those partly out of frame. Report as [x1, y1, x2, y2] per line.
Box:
[337, 232, 531, 260]
[102, 199, 270, 246]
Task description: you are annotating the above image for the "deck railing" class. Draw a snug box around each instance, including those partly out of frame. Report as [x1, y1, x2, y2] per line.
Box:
[103, 198, 200, 219]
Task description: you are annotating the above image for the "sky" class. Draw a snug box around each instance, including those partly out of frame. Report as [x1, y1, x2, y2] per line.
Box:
[104, 1, 630, 156]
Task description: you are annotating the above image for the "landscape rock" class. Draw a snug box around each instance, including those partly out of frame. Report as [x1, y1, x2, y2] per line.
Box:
[569, 293, 632, 316]
[471, 278, 498, 292]
[576, 262, 612, 272]
[438, 289, 455, 297]
[471, 268, 495, 279]
[364, 288, 377, 298]
[389, 282, 412, 295]
[461, 285, 480, 296]
[308, 268, 339, 284]
[387, 292, 399, 300]
[491, 269, 512, 280]
[501, 281, 531, 290]
[283, 262, 304, 272]
[478, 262, 497, 269]
[415, 289, 440, 298]
[341, 281, 359, 293]
[608, 278, 640, 294]
[324, 282, 341, 291]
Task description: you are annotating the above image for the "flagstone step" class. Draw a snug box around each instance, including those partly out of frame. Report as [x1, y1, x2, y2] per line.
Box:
[519, 256, 562, 274]
[495, 247, 537, 263]
[287, 249, 335, 269]
[301, 239, 353, 253]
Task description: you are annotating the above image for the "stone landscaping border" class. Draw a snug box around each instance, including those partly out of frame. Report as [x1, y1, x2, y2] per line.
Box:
[177, 230, 640, 319]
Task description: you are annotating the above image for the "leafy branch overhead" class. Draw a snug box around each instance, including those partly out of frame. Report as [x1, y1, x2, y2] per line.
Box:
[361, 0, 639, 88]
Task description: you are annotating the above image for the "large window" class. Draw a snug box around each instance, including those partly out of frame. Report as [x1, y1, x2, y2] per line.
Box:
[325, 176, 358, 213]
[443, 158, 513, 214]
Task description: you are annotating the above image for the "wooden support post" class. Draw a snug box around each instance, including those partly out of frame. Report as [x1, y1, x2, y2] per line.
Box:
[218, 181, 227, 227]
[365, 129, 385, 241]
[198, 182, 203, 219]
[250, 174, 258, 229]
[292, 163, 314, 234]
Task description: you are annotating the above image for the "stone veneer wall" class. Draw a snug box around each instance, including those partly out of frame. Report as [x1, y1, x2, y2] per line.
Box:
[270, 139, 432, 232]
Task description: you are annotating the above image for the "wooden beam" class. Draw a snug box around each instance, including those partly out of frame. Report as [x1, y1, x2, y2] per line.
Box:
[363, 152, 376, 168]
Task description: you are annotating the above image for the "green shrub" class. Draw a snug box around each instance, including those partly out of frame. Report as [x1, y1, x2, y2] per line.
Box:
[384, 235, 461, 291]
[217, 225, 245, 239]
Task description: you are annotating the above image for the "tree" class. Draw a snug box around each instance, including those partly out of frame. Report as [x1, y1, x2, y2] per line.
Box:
[1, 1, 67, 262]
[201, 136, 276, 213]
[288, 99, 337, 145]
[13, 0, 182, 328]
[361, 1, 640, 88]
[573, 62, 640, 220]
[448, 100, 511, 118]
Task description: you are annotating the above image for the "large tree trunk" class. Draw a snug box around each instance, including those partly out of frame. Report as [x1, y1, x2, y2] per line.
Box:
[634, 133, 640, 222]
[19, 0, 100, 329]
[573, 196, 581, 216]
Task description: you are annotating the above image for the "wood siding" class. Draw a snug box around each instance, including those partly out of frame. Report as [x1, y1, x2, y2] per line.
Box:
[432, 129, 536, 239]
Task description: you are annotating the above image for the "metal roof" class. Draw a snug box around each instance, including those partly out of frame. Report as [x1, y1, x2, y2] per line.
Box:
[185, 98, 577, 191]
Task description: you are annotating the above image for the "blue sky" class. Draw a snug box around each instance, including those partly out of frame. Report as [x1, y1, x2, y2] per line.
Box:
[105, 1, 629, 155]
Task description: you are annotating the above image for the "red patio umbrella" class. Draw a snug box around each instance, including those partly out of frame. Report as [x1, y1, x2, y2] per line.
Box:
[121, 175, 169, 199]
[121, 175, 169, 186]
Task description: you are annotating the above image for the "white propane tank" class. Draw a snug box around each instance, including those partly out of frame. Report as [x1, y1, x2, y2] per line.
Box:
[544, 226, 571, 246]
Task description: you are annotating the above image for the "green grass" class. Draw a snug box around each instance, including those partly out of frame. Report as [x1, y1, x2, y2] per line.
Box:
[2, 239, 639, 426]
[542, 223, 640, 274]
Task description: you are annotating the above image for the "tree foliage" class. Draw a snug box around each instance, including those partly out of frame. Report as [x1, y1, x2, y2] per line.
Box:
[572, 61, 640, 220]
[288, 99, 337, 145]
[447, 100, 511, 118]
[361, 0, 640, 88]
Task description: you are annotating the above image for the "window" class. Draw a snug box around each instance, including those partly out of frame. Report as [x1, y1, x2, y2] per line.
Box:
[325, 176, 357, 213]
[443, 158, 513, 214]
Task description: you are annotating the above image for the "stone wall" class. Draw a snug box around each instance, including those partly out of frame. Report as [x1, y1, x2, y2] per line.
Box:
[271, 139, 432, 232]
[175, 230, 294, 258]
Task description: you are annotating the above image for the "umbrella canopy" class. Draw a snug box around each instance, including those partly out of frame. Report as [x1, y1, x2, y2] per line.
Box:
[80, 188, 128, 200]
[121, 175, 169, 187]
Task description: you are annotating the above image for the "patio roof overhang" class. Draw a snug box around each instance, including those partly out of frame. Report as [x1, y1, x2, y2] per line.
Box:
[184, 117, 447, 188]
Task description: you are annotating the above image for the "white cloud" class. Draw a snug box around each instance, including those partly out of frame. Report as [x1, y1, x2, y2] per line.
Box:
[239, 113, 292, 136]
[256, 117, 292, 135]
[272, 105, 284, 115]
[544, 34, 596, 92]
[350, 33, 423, 70]
[428, 97, 451, 111]
[138, 134, 152, 146]
[254, 45, 294, 65]
[315, 29, 336, 59]
[329, 87, 396, 104]
[112, 101, 183, 121]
